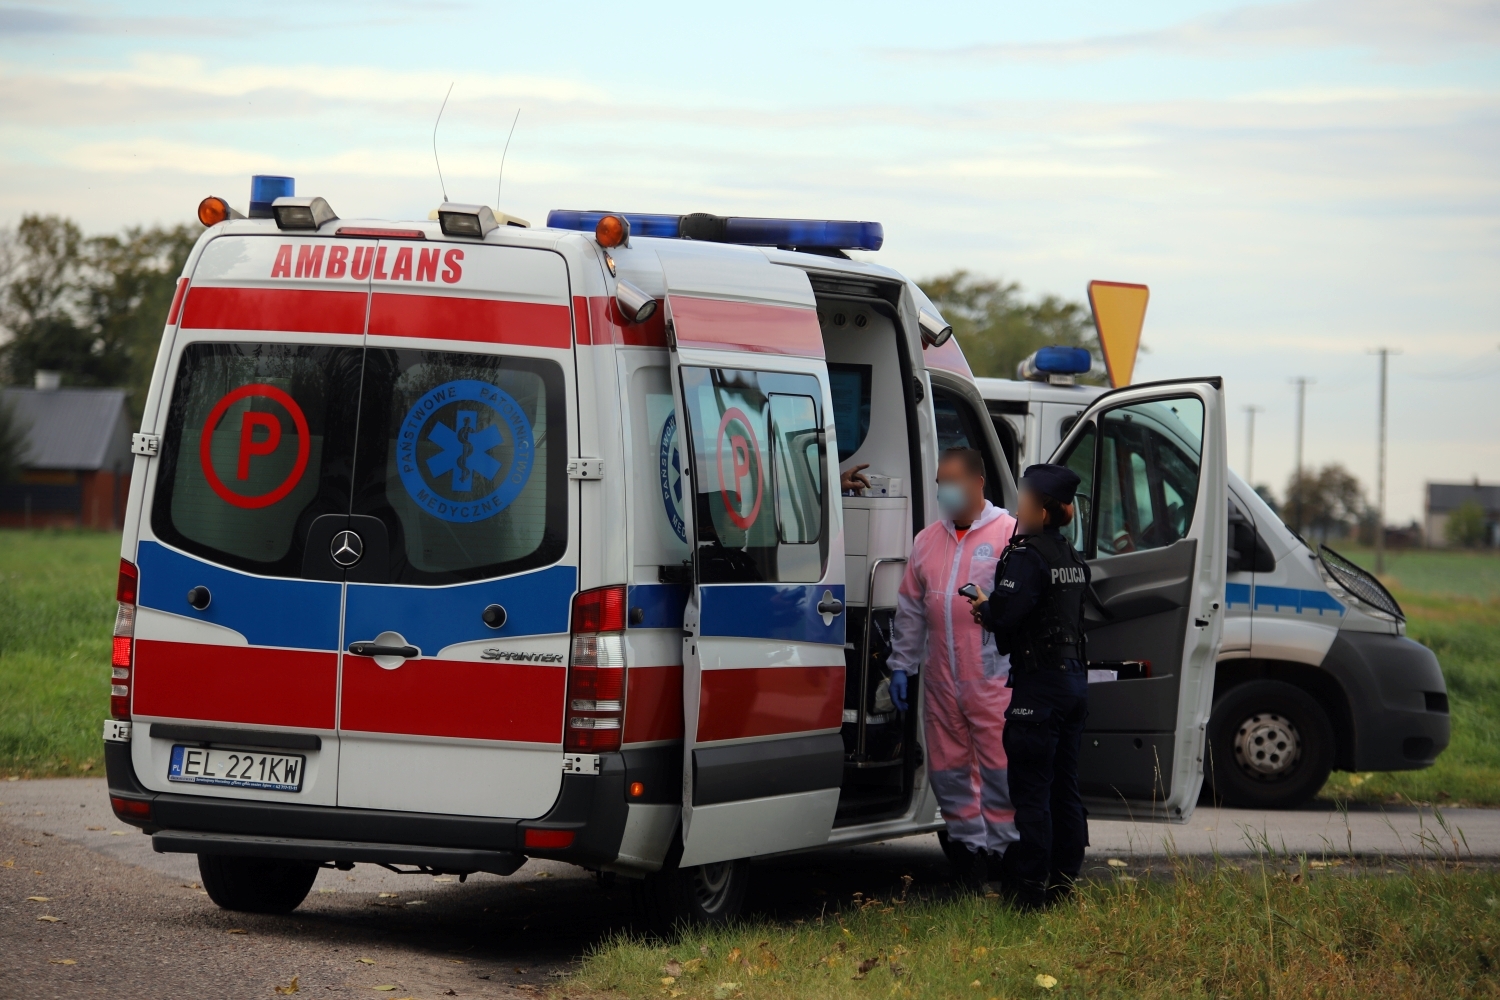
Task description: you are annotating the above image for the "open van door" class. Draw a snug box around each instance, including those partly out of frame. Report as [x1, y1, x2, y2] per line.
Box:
[655, 244, 847, 866]
[1047, 377, 1228, 821]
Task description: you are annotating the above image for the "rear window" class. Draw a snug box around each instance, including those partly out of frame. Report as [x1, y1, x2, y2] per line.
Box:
[351, 348, 567, 585]
[152, 342, 362, 576]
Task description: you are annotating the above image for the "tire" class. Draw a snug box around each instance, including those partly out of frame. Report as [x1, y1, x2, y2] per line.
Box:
[1205, 680, 1335, 809]
[198, 855, 319, 914]
[631, 840, 750, 934]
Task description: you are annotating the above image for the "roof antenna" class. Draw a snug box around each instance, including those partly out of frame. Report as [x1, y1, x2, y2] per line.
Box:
[496, 108, 521, 209]
[432, 81, 454, 203]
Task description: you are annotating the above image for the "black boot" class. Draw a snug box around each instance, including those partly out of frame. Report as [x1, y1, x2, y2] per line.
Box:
[949, 843, 989, 890]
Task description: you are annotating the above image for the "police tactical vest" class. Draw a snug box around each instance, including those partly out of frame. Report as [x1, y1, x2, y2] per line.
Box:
[1002, 530, 1089, 672]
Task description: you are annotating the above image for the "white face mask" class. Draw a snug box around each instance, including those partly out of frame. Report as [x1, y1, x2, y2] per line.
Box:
[936, 482, 970, 520]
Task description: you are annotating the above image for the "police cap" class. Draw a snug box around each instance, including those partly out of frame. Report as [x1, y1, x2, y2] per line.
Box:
[1019, 463, 1080, 504]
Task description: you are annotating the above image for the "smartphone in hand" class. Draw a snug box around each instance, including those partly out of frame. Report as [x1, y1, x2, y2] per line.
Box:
[958, 583, 980, 600]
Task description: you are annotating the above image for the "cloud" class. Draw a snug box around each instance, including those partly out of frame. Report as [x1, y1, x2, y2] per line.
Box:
[885, 0, 1500, 64]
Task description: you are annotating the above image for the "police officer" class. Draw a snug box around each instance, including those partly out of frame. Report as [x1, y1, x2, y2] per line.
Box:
[966, 463, 1089, 909]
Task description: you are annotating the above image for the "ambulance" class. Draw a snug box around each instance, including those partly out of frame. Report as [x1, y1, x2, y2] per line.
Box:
[104, 176, 1233, 923]
[978, 350, 1449, 811]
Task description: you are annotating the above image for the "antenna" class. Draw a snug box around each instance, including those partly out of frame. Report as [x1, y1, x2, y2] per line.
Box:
[496, 108, 521, 209]
[432, 82, 454, 203]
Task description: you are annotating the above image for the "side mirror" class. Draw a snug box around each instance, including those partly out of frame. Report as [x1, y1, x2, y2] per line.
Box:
[918, 307, 953, 348]
[615, 279, 658, 324]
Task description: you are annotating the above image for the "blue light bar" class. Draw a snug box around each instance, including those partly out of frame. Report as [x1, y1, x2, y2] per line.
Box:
[250, 175, 295, 219]
[545, 210, 883, 251]
[1032, 346, 1093, 375]
[546, 210, 683, 239]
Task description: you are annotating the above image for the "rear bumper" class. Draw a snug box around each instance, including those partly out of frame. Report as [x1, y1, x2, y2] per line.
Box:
[106, 738, 678, 871]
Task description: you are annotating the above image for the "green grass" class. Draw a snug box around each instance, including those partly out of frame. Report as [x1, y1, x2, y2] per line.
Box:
[567, 862, 1500, 1000]
[1319, 547, 1500, 806]
[0, 529, 117, 778]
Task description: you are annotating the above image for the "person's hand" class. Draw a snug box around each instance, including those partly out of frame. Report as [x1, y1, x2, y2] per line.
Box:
[889, 669, 908, 712]
[841, 463, 871, 493]
[967, 586, 989, 625]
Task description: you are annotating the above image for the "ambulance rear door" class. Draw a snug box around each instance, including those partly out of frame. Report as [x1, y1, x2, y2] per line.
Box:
[335, 239, 577, 819]
[656, 244, 847, 867]
[1047, 377, 1228, 821]
[130, 233, 370, 808]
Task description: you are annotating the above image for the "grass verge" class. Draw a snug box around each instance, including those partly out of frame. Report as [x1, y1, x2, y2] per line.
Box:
[0, 529, 117, 778]
[568, 861, 1500, 999]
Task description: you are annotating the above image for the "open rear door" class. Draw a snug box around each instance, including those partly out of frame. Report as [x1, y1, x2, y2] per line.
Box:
[1047, 377, 1227, 821]
[655, 244, 847, 867]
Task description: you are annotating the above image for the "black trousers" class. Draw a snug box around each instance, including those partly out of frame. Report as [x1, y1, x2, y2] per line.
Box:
[1000, 662, 1089, 902]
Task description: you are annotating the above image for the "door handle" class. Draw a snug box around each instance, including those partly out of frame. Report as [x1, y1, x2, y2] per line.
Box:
[817, 593, 845, 616]
[348, 641, 420, 658]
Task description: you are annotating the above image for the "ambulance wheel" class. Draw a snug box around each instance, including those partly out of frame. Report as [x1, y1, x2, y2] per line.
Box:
[1205, 681, 1334, 810]
[198, 855, 319, 914]
[632, 841, 749, 932]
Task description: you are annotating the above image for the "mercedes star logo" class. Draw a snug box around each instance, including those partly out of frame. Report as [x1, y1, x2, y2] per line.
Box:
[330, 530, 364, 567]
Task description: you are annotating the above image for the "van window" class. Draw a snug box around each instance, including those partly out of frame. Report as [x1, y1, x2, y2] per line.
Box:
[681, 367, 829, 584]
[152, 342, 362, 576]
[351, 349, 567, 585]
[1094, 397, 1203, 557]
[1059, 422, 1096, 554]
[827, 363, 871, 461]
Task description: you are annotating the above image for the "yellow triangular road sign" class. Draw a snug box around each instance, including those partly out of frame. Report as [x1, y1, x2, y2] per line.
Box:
[1088, 280, 1149, 388]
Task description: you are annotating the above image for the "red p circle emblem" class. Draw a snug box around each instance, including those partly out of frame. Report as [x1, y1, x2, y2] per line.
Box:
[199, 383, 310, 509]
[715, 406, 763, 531]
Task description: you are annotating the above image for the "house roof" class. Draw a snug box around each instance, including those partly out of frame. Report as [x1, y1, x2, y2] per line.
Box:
[1, 386, 134, 471]
[1427, 481, 1500, 514]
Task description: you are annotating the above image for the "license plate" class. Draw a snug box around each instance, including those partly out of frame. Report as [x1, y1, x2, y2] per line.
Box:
[168, 745, 305, 792]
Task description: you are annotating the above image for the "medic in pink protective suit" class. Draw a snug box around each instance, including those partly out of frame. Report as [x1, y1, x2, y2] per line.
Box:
[888, 449, 1018, 864]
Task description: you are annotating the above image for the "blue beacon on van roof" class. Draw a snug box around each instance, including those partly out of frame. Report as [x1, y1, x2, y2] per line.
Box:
[545, 210, 884, 252]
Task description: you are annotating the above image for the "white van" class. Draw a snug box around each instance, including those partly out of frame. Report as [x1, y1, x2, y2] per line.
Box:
[978, 356, 1450, 809]
[103, 184, 1232, 924]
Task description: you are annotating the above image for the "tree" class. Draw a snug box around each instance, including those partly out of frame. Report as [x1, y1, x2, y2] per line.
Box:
[0, 215, 198, 418]
[917, 271, 1102, 380]
[1446, 500, 1488, 549]
[0, 395, 27, 482]
[1284, 464, 1368, 542]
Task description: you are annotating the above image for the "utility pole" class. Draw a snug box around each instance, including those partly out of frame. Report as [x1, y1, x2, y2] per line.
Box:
[1368, 348, 1401, 574]
[1289, 377, 1315, 535]
[1243, 405, 1264, 487]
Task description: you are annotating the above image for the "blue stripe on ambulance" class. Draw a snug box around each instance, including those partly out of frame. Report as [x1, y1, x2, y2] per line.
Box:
[699, 583, 847, 645]
[628, 583, 689, 629]
[136, 541, 341, 650]
[343, 564, 577, 654]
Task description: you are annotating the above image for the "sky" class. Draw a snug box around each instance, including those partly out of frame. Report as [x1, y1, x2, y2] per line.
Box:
[1, 0, 1497, 523]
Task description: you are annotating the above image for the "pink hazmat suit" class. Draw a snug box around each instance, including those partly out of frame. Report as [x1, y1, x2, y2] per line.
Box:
[889, 500, 1018, 853]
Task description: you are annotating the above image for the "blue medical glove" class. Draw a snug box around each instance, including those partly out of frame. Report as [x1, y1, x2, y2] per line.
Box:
[889, 669, 909, 712]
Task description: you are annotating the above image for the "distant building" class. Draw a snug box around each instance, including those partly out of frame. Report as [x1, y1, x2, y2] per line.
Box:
[1, 372, 133, 530]
[1425, 480, 1500, 549]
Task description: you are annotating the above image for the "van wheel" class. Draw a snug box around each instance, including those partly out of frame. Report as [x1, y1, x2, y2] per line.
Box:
[1205, 681, 1334, 809]
[198, 855, 319, 914]
[632, 841, 749, 933]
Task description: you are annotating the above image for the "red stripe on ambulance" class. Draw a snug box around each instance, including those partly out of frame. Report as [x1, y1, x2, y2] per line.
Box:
[179, 287, 367, 335]
[131, 641, 337, 730]
[581, 295, 668, 347]
[668, 295, 823, 358]
[368, 293, 571, 349]
[624, 665, 684, 743]
[339, 656, 565, 744]
[696, 666, 843, 743]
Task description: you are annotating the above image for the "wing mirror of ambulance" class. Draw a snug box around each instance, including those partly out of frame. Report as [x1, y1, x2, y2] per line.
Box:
[918, 307, 953, 347]
[614, 279, 658, 325]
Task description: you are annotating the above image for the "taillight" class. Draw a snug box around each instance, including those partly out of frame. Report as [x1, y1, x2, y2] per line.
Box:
[110, 796, 152, 822]
[112, 559, 138, 721]
[565, 586, 627, 753]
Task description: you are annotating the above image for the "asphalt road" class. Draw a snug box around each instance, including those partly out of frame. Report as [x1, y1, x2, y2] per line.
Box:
[4, 778, 1494, 998]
